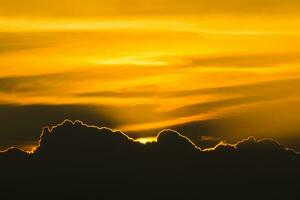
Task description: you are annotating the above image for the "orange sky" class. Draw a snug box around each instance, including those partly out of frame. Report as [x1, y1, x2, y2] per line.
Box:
[1, 0, 300, 146]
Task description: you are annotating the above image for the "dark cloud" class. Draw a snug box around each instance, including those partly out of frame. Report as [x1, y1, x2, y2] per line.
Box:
[0, 103, 166, 150]
[0, 120, 299, 199]
[0, 104, 116, 150]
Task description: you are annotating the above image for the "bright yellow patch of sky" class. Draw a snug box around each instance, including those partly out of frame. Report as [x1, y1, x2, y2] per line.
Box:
[1, 0, 300, 138]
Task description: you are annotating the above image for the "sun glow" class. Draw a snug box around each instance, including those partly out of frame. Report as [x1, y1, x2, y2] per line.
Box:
[135, 137, 158, 144]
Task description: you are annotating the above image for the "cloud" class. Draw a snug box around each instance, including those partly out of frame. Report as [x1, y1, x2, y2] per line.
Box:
[156, 129, 201, 152]
[181, 53, 300, 68]
[164, 78, 300, 98]
[35, 120, 135, 157]
[111, 78, 300, 140]
[0, 120, 299, 199]
[206, 136, 297, 154]
[163, 98, 300, 149]
[0, 73, 60, 94]
[1, 78, 300, 152]
[0, 104, 117, 150]
[0, 32, 53, 54]
[0, 43, 42, 54]
[2, 119, 297, 156]
[10, 119, 297, 155]
[78, 78, 300, 99]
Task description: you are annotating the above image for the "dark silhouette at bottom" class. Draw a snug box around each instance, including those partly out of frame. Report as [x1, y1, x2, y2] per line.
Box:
[1, 120, 299, 199]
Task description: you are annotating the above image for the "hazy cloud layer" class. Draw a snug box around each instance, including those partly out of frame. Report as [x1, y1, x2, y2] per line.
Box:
[1, 0, 300, 17]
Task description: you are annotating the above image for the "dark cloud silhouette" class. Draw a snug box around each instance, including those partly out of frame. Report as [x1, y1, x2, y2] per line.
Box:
[2, 96, 300, 152]
[0, 104, 116, 150]
[0, 120, 299, 199]
[0, 103, 168, 150]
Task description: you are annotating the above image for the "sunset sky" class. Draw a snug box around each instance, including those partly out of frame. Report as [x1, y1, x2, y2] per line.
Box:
[1, 0, 300, 151]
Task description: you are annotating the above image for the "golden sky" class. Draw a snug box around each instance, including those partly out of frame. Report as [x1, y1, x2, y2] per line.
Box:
[1, 0, 300, 149]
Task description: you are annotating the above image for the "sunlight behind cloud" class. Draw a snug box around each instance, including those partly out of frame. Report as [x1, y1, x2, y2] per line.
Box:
[135, 137, 157, 144]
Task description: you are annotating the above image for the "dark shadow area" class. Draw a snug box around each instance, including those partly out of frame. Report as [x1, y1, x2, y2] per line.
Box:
[0, 120, 299, 199]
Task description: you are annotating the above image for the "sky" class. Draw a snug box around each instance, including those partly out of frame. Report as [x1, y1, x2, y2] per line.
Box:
[1, 0, 300, 151]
